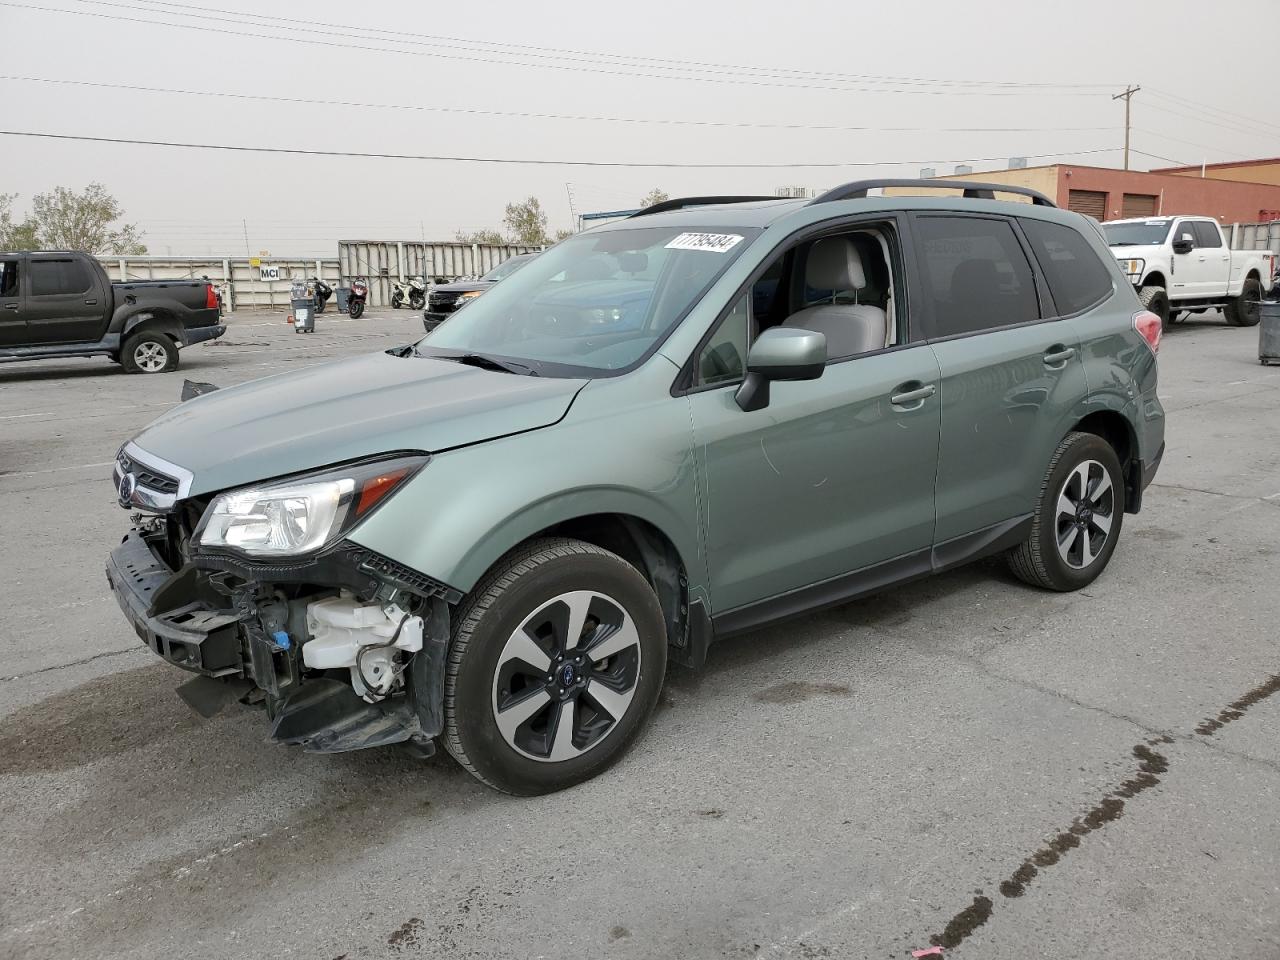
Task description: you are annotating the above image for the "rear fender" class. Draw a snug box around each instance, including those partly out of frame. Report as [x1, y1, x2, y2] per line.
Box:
[121, 310, 182, 344]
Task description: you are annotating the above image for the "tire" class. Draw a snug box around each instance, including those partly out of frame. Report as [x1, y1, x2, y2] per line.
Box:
[1007, 432, 1125, 592]
[1138, 285, 1171, 332]
[391, 292, 403, 309]
[349, 300, 364, 319]
[1225, 276, 1262, 326]
[120, 332, 179, 374]
[409, 294, 425, 311]
[315, 298, 326, 314]
[441, 537, 667, 795]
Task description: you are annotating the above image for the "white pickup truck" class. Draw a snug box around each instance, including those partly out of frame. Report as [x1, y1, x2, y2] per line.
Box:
[1101, 215, 1274, 330]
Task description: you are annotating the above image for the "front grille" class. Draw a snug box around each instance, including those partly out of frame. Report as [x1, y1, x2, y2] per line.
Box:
[118, 452, 180, 494]
[427, 293, 460, 312]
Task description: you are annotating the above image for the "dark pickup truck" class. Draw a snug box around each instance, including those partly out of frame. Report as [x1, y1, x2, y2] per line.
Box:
[0, 250, 225, 373]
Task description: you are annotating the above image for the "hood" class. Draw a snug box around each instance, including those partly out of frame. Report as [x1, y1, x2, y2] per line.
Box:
[1108, 244, 1162, 256]
[130, 350, 587, 496]
[431, 279, 492, 294]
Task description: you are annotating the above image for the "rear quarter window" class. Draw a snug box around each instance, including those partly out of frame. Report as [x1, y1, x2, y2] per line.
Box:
[1019, 218, 1114, 316]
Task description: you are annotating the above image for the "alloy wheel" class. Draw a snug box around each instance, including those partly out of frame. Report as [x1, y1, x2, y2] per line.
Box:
[1055, 459, 1115, 569]
[133, 341, 168, 372]
[491, 590, 642, 762]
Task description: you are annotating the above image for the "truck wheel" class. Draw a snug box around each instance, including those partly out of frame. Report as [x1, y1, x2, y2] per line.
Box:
[442, 537, 667, 795]
[1138, 285, 1171, 332]
[1225, 277, 1262, 326]
[1007, 432, 1125, 592]
[121, 332, 179, 374]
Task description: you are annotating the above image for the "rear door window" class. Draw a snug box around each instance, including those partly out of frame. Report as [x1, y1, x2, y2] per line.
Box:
[912, 216, 1040, 338]
[1192, 221, 1223, 248]
[29, 259, 94, 297]
[1020, 218, 1114, 316]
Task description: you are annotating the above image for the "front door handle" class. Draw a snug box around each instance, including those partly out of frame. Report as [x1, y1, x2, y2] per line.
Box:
[890, 383, 936, 407]
[2, 303, 17, 311]
[1043, 346, 1076, 366]
[84, 299, 98, 305]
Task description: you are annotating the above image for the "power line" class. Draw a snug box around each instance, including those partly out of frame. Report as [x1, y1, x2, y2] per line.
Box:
[1132, 128, 1249, 161]
[0, 75, 1119, 136]
[0, 129, 1120, 168]
[1146, 87, 1280, 136]
[1142, 101, 1279, 145]
[108, 0, 1118, 90]
[3, 2, 1114, 97]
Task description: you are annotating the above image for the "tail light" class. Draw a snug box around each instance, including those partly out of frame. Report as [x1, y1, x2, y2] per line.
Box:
[1133, 310, 1161, 354]
[204, 283, 219, 310]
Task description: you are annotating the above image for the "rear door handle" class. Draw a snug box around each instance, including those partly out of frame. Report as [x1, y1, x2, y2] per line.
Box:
[890, 383, 936, 407]
[84, 299, 98, 305]
[1043, 346, 1075, 366]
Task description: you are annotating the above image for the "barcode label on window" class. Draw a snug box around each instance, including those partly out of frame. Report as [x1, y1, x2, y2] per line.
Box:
[665, 233, 744, 253]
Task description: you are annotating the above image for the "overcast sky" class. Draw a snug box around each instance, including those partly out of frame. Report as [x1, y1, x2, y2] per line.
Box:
[3, 0, 1277, 256]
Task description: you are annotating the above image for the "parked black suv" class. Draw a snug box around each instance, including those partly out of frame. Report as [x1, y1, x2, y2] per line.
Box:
[423, 253, 537, 331]
[0, 251, 225, 373]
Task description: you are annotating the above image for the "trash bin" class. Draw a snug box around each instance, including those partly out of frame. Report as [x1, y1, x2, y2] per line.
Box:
[336, 286, 351, 314]
[291, 280, 317, 334]
[1261, 300, 1280, 365]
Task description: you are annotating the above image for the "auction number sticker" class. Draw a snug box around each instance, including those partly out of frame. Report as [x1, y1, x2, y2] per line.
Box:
[665, 232, 744, 253]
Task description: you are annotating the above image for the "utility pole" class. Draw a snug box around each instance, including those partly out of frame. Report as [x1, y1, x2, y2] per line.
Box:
[565, 182, 578, 234]
[1113, 85, 1140, 170]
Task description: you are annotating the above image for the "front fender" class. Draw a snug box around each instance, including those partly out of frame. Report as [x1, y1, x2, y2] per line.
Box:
[348, 364, 703, 598]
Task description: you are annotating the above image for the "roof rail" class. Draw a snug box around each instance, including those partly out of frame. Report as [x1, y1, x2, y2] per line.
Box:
[809, 179, 1057, 207]
[630, 195, 780, 218]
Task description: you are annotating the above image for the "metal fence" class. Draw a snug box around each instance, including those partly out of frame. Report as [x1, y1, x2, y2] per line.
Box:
[1224, 221, 1280, 255]
[100, 256, 341, 312]
[338, 241, 542, 307]
[97, 241, 543, 311]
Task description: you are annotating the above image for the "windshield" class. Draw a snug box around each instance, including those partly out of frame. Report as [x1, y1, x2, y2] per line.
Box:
[481, 255, 533, 282]
[1103, 220, 1173, 246]
[418, 225, 759, 376]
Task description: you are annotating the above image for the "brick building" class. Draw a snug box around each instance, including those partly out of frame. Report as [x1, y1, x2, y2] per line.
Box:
[891, 162, 1280, 223]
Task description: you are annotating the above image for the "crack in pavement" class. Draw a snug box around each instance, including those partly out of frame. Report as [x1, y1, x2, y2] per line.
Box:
[916, 669, 1280, 952]
[2, 646, 140, 683]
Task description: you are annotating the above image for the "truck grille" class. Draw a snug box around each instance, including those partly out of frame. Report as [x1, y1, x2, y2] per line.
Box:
[427, 293, 460, 312]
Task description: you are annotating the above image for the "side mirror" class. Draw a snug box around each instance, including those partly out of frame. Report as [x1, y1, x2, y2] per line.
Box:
[1172, 235, 1195, 254]
[734, 327, 826, 412]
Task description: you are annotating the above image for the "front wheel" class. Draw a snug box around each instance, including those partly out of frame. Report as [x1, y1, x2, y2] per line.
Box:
[1008, 432, 1124, 591]
[1138, 285, 1171, 332]
[441, 538, 667, 795]
[391, 292, 403, 309]
[409, 293, 425, 311]
[120, 332, 179, 374]
[1225, 276, 1262, 326]
[349, 300, 365, 319]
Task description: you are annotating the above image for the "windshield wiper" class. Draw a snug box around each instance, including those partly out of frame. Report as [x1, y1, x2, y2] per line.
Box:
[446, 353, 539, 376]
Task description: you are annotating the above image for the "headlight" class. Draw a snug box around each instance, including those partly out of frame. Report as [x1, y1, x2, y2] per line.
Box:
[457, 290, 483, 301]
[1122, 258, 1145, 276]
[194, 456, 426, 557]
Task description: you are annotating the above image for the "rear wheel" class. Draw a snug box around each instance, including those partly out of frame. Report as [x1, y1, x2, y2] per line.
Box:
[120, 332, 179, 374]
[391, 291, 403, 309]
[1139, 285, 1171, 332]
[349, 300, 365, 319]
[1008, 432, 1124, 591]
[1225, 276, 1262, 326]
[409, 293, 425, 311]
[442, 538, 667, 795]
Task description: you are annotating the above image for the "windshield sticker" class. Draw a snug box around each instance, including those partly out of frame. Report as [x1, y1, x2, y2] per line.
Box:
[665, 232, 744, 253]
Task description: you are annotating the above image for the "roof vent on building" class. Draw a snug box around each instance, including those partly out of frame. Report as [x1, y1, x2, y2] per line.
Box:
[1009, 157, 1028, 170]
[774, 186, 814, 198]
[919, 167, 937, 179]
[954, 164, 974, 176]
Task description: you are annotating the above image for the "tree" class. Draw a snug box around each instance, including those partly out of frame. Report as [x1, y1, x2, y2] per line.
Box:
[26, 183, 147, 255]
[639, 188, 669, 209]
[503, 196, 549, 245]
[553, 228, 573, 241]
[0, 194, 38, 250]
[455, 228, 506, 245]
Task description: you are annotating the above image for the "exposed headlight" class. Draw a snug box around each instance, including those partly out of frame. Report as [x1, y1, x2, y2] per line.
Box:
[194, 456, 426, 557]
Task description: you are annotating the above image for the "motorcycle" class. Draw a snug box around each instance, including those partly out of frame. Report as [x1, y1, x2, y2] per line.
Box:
[347, 277, 369, 319]
[391, 276, 426, 311]
[313, 276, 334, 313]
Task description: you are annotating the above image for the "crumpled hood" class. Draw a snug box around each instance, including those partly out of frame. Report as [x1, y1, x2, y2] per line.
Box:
[130, 350, 587, 496]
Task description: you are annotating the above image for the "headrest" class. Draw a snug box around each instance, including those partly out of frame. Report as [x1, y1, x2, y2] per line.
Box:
[805, 237, 867, 291]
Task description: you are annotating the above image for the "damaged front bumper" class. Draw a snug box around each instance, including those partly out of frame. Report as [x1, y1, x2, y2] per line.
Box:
[105, 526, 459, 754]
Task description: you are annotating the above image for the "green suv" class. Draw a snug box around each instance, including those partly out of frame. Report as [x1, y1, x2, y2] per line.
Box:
[106, 181, 1165, 794]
